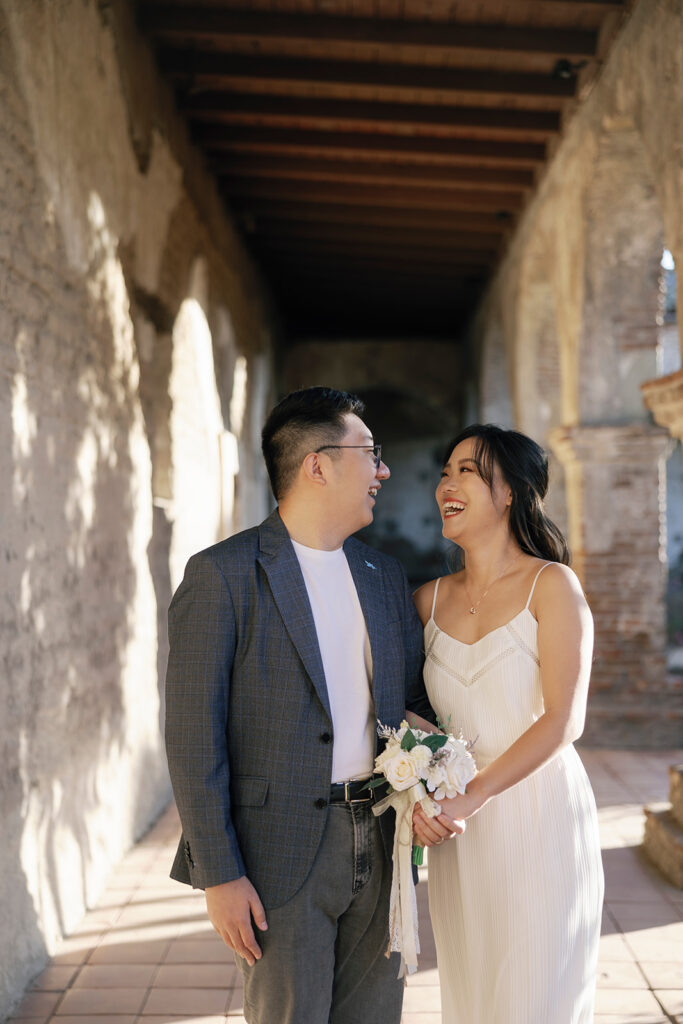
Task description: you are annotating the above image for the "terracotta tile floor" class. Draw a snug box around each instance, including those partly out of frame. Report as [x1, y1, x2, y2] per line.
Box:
[8, 749, 683, 1024]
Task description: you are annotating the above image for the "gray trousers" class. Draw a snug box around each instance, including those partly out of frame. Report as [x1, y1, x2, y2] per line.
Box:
[237, 801, 404, 1024]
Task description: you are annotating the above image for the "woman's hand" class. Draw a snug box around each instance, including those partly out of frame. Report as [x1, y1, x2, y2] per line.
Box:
[412, 781, 486, 847]
[412, 801, 466, 847]
[437, 788, 485, 823]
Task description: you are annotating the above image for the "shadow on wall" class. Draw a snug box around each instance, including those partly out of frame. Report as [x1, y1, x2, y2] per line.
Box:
[1, 187, 169, 1011]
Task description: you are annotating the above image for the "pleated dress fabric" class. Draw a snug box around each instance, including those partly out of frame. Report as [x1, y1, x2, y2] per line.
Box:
[423, 567, 604, 1024]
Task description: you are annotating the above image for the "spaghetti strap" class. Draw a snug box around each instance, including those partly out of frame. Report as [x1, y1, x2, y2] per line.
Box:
[525, 562, 553, 610]
[430, 577, 442, 620]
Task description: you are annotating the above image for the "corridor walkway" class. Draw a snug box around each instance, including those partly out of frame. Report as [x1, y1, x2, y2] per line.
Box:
[8, 750, 683, 1024]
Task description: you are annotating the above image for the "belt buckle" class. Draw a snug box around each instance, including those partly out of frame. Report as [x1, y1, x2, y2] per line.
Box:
[345, 780, 370, 804]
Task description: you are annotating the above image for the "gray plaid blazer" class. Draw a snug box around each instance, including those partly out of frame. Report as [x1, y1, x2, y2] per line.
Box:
[165, 509, 432, 909]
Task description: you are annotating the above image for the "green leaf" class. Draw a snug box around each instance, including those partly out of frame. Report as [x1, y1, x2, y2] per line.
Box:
[363, 777, 389, 791]
[401, 729, 417, 751]
[422, 733, 449, 752]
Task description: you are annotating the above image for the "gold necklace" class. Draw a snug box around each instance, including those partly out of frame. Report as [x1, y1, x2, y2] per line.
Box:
[465, 552, 523, 615]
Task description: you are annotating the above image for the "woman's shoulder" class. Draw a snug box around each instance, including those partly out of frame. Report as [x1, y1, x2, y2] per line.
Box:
[529, 559, 588, 614]
[413, 573, 461, 624]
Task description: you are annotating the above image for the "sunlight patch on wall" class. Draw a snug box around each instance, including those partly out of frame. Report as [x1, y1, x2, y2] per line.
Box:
[11, 356, 37, 508]
[169, 295, 226, 589]
[230, 355, 248, 440]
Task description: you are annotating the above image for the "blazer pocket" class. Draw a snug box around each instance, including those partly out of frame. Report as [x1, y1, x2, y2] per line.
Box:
[232, 775, 269, 807]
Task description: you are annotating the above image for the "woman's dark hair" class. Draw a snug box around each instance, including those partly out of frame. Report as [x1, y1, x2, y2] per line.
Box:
[262, 386, 365, 500]
[443, 424, 570, 565]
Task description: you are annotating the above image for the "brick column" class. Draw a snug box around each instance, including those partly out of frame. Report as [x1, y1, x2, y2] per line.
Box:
[642, 368, 683, 441]
[549, 423, 679, 746]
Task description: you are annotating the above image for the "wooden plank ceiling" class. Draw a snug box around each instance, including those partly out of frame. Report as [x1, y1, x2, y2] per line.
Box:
[135, 0, 630, 340]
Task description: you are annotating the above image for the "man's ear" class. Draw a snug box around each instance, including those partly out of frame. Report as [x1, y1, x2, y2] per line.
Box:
[301, 451, 327, 486]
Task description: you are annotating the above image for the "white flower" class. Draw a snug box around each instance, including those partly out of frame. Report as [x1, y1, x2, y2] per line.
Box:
[443, 748, 477, 797]
[374, 736, 402, 770]
[410, 744, 432, 772]
[423, 761, 447, 794]
[384, 751, 421, 792]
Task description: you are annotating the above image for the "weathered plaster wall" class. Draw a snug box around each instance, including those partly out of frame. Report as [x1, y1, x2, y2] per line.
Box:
[0, 1, 276, 1014]
[471, 0, 683, 745]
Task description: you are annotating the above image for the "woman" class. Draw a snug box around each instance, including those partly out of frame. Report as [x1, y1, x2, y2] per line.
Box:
[411, 424, 604, 1024]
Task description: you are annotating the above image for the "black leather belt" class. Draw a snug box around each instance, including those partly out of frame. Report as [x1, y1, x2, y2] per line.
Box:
[329, 779, 373, 803]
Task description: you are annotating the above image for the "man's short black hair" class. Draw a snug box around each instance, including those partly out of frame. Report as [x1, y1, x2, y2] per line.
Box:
[261, 386, 365, 500]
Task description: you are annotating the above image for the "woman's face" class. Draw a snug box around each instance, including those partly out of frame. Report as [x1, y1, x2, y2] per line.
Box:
[436, 437, 511, 542]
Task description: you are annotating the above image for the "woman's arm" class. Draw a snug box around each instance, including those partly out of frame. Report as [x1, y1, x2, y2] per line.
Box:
[414, 563, 593, 843]
[405, 711, 439, 733]
[413, 578, 438, 627]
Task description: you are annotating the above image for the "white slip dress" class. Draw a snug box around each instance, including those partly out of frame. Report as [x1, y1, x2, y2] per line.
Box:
[423, 565, 604, 1024]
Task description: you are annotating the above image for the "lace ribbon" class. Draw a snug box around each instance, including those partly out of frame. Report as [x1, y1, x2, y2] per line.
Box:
[372, 782, 441, 977]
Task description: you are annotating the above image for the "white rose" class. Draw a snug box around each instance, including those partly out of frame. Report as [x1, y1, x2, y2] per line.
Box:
[375, 737, 401, 770]
[443, 750, 476, 797]
[384, 751, 421, 792]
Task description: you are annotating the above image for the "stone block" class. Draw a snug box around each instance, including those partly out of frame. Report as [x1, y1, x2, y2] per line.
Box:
[669, 765, 683, 830]
[642, 805, 683, 889]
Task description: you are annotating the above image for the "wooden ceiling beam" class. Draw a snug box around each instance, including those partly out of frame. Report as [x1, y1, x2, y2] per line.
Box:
[250, 221, 503, 250]
[253, 238, 500, 264]
[199, 125, 546, 163]
[234, 201, 512, 234]
[212, 155, 536, 189]
[269, 269, 479, 288]
[183, 93, 562, 137]
[531, 0, 623, 7]
[141, 8, 598, 58]
[160, 52, 575, 100]
[222, 176, 524, 211]
[253, 239, 498, 268]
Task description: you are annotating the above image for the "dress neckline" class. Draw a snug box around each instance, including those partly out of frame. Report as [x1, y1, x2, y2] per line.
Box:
[429, 606, 537, 648]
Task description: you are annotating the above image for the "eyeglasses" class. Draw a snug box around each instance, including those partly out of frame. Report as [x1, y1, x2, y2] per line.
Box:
[315, 444, 383, 470]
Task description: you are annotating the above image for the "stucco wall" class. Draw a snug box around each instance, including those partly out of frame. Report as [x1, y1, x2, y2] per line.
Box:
[0, 1, 276, 1015]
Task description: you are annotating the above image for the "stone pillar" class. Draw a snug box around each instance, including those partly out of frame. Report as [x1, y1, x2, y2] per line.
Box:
[549, 423, 679, 747]
[642, 369, 683, 441]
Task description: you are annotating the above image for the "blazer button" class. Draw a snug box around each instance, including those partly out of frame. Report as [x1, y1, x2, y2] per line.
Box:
[315, 797, 328, 809]
[320, 732, 332, 743]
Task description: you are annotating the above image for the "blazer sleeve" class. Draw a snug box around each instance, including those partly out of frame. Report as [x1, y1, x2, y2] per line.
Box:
[165, 551, 246, 888]
[400, 565, 436, 725]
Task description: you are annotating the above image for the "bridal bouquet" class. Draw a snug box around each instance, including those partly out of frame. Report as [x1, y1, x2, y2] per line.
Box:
[368, 718, 476, 975]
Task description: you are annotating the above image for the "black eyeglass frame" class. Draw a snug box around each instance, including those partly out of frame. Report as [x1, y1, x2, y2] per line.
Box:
[314, 444, 382, 469]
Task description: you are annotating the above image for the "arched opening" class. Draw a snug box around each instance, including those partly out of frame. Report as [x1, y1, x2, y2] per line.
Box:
[168, 260, 225, 589]
[282, 338, 464, 583]
[659, 249, 683, 670]
[555, 124, 673, 744]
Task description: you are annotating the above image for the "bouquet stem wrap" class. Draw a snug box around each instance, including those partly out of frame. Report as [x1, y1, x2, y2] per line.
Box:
[372, 782, 440, 977]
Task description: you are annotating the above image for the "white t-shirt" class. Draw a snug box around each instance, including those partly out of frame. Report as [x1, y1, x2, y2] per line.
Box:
[291, 539, 375, 783]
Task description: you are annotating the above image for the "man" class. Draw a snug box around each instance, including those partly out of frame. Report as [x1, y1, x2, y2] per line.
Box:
[165, 386, 435, 1024]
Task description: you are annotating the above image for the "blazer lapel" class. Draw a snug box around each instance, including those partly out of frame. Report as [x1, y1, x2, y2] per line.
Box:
[256, 511, 332, 719]
[343, 540, 384, 711]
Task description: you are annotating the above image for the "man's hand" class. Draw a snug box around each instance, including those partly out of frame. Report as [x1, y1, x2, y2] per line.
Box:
[412, 804, 466, 847]
[205, 876, 268, 966]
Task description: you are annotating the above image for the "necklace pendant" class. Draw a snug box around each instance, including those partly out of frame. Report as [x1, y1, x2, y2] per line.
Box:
[469, 607, 476, 615]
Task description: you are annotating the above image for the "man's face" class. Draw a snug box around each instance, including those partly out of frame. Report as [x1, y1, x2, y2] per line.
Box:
[323, 413, 390, 534]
